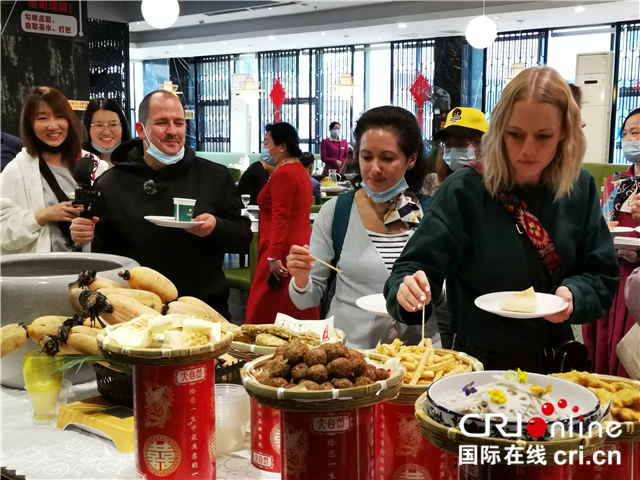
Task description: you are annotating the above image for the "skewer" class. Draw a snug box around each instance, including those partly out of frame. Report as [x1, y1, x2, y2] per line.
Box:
[309, 254, 342, 273]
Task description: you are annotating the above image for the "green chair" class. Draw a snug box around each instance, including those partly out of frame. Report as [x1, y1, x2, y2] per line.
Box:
[311, 204, 322, 214]
[224, 231, 259, 291]
[228, 167, 242, 183]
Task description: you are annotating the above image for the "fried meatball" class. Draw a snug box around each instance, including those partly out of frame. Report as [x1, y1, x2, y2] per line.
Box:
[327, 357, 352, 379]
[284, 383, 297, 389]
[299, 380, 321, 391]
[375, 368, 390, 381]
[348, 354, 368, 378]
[291, 363, 309, 381]
[306, 364, 328, 384]
[267, 355, 291, 378]
[274, 344, 287, 357]
[326, 344, 349, 362]
[320, 382, 334, 390]
[332, 378, 354, 389]
[364, 364, 377, 381]
[304, 347, 327, 367]
[354, 376, 374, 387]
[283, 340, 309, 365]
[266, 377, 288, 388]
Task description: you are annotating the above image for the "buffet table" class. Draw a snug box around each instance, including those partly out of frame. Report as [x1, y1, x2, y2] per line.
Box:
[1, 384, 279, 480]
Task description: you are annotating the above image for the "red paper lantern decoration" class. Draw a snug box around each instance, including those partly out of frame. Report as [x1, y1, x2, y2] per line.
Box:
[409, 67, 433, 131]
[270, 72, 287, 123]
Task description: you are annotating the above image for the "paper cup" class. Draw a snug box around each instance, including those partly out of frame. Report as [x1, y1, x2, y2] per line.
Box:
[173, 198, 196, 222]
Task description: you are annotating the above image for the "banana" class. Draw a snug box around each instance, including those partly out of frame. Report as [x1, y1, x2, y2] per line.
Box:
[162, 301, 228, 323]
[100, 294, 160, 324]
[42, 335, 81, 355]
[1, 323, 29, 358]
[177, 296, 230, 324]
[66, 333, 100, 356]
[27, 316, 66, 344]
[119, 267, 178, 303]
[71, 326, 101, 337]
[87, 276, 127, 291]
[69, 283, 88, 315]
[99, 288, 163, 312]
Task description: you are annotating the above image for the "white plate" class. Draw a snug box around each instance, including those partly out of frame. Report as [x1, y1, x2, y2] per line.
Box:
[609, 226, 635, 237]
[145, 216, 204, 229]
[614, 236, 640, 251]
[322, 186, 346, 193]
[247, 205, 260, 212]
[636, 226, 640, 234]
[474, 291, 568, 319]
[356, 294, 390, 317]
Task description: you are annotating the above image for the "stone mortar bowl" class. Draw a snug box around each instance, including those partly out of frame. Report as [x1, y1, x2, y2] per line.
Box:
[1, 253, 139, 389]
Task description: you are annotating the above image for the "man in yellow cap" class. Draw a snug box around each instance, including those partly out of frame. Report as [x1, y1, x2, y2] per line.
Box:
[432, 107, 488, 184]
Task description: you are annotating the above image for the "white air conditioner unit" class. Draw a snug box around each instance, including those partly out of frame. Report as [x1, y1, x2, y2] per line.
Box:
[230, 73, 260, 154]
[575, 52, 614, 164]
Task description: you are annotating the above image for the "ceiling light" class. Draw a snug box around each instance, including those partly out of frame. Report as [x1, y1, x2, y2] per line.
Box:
[223, 42, 227, 45]
[237, 75, 264, 100]
[575, 6, 586, 12]
[398, 23, 407, 29]
[268, 7, 272, 10]
[321, 32, 326, 36]
[465, 15, 497, 49]
[178, 45, 184, 49]
[136, 22, 141, 25]
[268, 36, 276, 41]
[494, 16, 498, 19]
[141, 0, 179, 29]
[377, 37, 381, 40]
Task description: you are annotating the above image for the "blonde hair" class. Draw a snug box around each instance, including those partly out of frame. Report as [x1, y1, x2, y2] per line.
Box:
[480, 66, 586, 199]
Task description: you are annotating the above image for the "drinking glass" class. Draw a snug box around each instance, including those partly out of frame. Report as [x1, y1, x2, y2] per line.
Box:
[328, 170, 341, 185]
[23, 350, 64, 425]
[241, 194, 251, 216]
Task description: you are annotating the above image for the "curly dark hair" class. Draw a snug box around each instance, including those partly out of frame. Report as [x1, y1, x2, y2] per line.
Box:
[329, 121, 340, 130]
[352, 106, 429, 193]
[265, 122, 302, 158]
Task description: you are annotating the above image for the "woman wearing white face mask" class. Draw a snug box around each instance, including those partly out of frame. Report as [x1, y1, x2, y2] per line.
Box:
[286, 106, 441, 349]
[320, 121, 348, 175]
[433, 107, 488, 184]
[583, 108, 640, 377]
[83, 98, 130, 168]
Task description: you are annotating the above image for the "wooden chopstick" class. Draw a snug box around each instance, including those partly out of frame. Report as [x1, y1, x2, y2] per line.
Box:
[309, 254, 342, 273]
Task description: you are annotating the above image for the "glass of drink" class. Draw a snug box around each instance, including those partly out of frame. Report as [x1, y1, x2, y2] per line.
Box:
[241, 194, 251, 216]
[23, 350, 64, 425]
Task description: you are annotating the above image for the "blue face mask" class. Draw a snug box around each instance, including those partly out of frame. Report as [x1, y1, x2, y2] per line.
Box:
[330, 129, 340, 138]
[622, 140, 640, 164]
[362, 176, 409, 203]
[443, 147, 476, 172]
[261, 148, 271, 163]
[142, 126, 184, 165]
[91, 140, 120, 155]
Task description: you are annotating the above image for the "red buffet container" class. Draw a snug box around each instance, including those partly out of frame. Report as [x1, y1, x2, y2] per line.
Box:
[250, 398, 281, 473]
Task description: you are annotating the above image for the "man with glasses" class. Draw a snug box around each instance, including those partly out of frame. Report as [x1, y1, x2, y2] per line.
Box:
[71, 90, 252, 320]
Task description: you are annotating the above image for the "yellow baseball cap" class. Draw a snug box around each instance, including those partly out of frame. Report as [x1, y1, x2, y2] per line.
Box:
[433, 107, 489, 141]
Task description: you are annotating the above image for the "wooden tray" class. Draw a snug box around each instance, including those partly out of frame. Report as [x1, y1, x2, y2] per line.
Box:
[96, 324, 232, 366]
[241, 353, 403, 412]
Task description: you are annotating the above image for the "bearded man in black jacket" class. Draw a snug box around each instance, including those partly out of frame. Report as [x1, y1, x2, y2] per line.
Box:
[71, 90, 252, 320]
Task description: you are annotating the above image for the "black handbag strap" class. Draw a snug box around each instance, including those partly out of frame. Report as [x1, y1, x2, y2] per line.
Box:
[39, 157, 73, 243]
[39, 157, 70, 203]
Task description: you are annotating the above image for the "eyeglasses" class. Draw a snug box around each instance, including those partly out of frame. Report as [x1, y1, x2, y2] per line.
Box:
[90, 122, 122, 131]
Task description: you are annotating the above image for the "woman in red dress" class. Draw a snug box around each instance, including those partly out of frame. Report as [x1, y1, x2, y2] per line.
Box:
[246, 123, 319, 324]
[583, 108, 640, 377]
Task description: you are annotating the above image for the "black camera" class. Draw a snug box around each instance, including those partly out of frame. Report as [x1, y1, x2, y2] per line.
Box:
[73, 183, 100, 220]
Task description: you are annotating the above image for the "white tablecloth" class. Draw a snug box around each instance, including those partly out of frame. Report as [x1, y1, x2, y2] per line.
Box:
[1, 384, 279, 480]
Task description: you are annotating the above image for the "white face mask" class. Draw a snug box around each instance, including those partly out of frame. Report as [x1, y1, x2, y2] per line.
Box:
[622, 140, 640, 164]
[91, 140, 120, 155]
[141, 125, 184, 165]
[443, 147, 476, 171]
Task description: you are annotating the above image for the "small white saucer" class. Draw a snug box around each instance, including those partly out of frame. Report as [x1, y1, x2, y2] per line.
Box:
[356, 294, 391, 317]
[474, 291, 568, 319]
[144, 216, 204, 229]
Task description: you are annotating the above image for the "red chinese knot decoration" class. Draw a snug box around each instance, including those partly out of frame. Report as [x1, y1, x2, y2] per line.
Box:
[409, 68, 433, 131]
[270, 73, 287, 123]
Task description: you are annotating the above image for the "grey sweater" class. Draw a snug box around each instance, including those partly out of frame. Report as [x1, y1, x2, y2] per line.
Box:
[289, 197, 441, 349]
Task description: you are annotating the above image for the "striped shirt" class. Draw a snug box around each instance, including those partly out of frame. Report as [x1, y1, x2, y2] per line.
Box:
[366, 229, 414, 273]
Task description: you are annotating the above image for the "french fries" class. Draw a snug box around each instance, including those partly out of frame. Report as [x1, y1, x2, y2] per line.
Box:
[376, 338, 471, 386]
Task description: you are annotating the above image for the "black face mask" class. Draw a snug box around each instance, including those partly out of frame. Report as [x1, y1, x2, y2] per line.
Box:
[33, 136, 66, 155]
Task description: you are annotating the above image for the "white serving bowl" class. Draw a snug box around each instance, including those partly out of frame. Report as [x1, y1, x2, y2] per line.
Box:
[423, 370, 601, 442]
